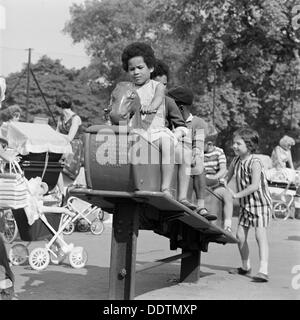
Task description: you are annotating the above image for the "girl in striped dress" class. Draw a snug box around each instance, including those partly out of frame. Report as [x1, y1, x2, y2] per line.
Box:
[226, 127, 272, 282]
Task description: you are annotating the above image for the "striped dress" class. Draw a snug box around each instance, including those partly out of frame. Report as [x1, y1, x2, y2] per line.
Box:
[232, 155, 272, 228]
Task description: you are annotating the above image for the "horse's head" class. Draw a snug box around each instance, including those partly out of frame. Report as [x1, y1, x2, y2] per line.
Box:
[108, 81, 141, 125]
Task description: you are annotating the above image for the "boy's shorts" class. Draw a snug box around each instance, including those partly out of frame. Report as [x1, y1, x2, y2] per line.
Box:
[175, 142, 205, 175]
[238, 207, 271, 228]
[190, 153, 204, 175]
[205, 177, 225, 190]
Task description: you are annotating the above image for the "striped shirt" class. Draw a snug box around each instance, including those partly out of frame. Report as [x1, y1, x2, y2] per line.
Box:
[204, 146, 226, 175]
[232, 155, 272, 218]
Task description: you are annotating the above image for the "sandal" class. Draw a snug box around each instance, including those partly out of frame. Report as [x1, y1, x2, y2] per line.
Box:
[229, 267, 252, 276]
[195, 207, 217, 221]
[252, 272, 269, 282]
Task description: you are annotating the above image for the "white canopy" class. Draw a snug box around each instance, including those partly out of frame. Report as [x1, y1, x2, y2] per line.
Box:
[7, 122, 72, 155]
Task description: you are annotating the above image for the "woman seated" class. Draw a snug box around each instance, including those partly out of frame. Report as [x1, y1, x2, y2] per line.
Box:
[267, 135, 296, 183]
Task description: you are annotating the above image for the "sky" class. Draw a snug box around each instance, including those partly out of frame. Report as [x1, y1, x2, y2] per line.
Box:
[0, 0, 90, 76]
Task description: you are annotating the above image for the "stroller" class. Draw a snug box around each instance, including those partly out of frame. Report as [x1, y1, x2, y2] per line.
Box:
[9, 204, 88, 270]
[3, 122, 88, 270]
[62, 196, 104, 235]
[267, 168, 299, 220]
[255, 154, 299, 220]
[269, 182, 297, 220]
[8, 167, 89, 270]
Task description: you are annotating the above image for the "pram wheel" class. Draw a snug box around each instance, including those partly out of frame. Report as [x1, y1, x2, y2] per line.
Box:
[90, 219, 104, 235]
[29, 247, 50, 270]
[63, 221, 75, 235]
[2, 209, 18, 244]
[69, 246, 88, 269]
[273, 201, 290, 220]
[9, 243, 29, 266]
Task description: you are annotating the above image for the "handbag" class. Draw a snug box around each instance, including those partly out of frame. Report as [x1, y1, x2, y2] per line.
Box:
[0, 161, 29, 209]
[63, 138, 83, 180]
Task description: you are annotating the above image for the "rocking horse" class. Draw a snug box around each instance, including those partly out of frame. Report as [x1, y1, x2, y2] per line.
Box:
[69, 81, 238, 300]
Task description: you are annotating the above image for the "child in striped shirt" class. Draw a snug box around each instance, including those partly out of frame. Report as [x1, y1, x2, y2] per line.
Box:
[227, 127, 272, 282]
[204, 126, 233, 231]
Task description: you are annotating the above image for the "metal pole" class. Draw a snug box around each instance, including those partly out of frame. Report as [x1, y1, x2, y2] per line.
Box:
[30, 69, 57, 126]
[25, 48, 32, 121]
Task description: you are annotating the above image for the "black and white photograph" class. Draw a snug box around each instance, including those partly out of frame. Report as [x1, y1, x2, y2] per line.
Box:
[0, 0, 299, 305]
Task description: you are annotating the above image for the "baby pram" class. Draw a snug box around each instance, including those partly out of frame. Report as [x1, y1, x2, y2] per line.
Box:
[62, 196, 104, 236]
[3, 122, 88, 270]
[10, 198, 88, 270]
[269, 181, 297, 220]
[254, 154, 299, 220]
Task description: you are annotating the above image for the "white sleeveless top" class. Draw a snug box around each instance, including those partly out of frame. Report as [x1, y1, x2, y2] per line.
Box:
[134, 80, 175, 143]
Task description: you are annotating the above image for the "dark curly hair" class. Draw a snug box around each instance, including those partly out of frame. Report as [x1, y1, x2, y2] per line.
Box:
[151, 60, 170, 80]
[233, 127, 259, 153]
[121, 42, 156, 72]
[55, 94, 73, 109]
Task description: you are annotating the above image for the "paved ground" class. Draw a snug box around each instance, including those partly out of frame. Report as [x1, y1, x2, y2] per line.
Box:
[5, 216, 300, 300]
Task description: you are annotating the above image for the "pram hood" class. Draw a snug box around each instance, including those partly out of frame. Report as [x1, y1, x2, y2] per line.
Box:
[6, 122, 72, 155]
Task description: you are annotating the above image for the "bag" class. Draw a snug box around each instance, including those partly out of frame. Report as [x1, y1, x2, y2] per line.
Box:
[0, 161, 29, 209]
[63, 138, 83, 180]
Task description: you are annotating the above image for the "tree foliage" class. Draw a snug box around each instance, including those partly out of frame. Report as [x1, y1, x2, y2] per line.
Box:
[150, 0, 300, 155]
[4, 0, 299, 162]
[2, 56, 108, 128]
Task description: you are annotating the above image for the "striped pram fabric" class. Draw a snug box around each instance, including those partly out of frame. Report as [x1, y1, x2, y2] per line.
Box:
[0, 172, 29, 209]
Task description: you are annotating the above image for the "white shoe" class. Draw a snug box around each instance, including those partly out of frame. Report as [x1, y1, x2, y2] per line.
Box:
[0, 279, 13, 290]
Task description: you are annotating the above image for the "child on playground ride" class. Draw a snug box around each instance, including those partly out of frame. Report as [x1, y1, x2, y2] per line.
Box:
[121, 42, 186, 198]
[203, 125, 233, 231]
[168, 86, 217, 220]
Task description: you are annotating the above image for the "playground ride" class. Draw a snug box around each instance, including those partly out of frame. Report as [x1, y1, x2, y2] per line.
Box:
[69, 82, 238, 300]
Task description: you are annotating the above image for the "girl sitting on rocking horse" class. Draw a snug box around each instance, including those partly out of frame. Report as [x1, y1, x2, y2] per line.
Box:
[121, 42, 187, 199]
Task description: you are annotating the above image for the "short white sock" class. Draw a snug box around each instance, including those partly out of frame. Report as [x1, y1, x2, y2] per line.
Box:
[242, 259, 251, 271]
[258, 261, 268, 274]
[224, 219, 232, 229]
[0, 279, 13, 289]
[197, 199, 205, 208]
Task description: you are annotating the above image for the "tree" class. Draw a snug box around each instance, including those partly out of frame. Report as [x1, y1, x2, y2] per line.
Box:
[2, 56, 107, 128]
[64, 0, 153, 85]
[64, 0, 300, 156]
[151, 0, 300, 155]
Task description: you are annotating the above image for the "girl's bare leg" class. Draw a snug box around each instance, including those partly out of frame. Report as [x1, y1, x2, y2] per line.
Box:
[255, 227, 269, 275]
[236, 225, 251, 271]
